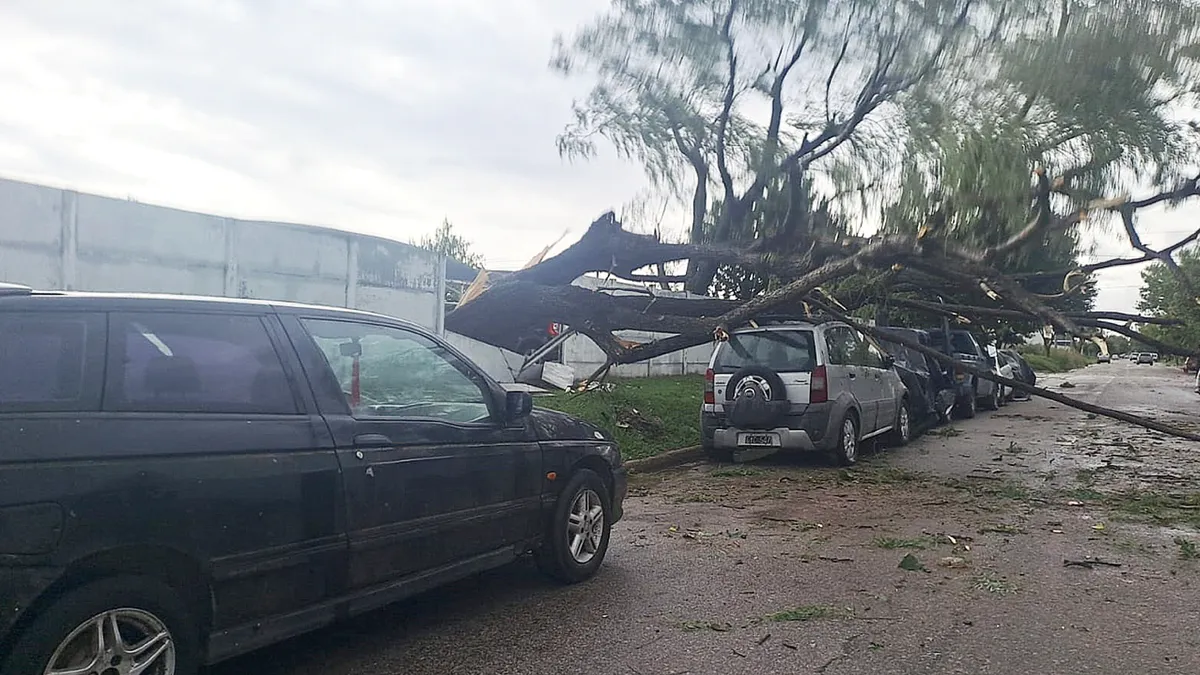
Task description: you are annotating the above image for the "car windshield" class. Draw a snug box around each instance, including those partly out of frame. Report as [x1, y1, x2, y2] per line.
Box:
[878, 339, 928, 373]
[930, 331, 977, 354]
[713, 329, 816, 373]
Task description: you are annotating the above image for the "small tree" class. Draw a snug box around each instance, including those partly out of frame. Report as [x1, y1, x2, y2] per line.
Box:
[415, 219, 485, 269]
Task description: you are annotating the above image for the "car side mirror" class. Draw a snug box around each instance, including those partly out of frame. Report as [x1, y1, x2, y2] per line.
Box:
[882, 354, 895, 369]
[505, 390, 533, 423]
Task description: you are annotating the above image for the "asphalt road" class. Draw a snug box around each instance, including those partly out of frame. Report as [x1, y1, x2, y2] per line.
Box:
[212, 361, 1200, 675]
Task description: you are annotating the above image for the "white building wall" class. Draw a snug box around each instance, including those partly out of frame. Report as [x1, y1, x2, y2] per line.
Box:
[1, 176, 469, 348]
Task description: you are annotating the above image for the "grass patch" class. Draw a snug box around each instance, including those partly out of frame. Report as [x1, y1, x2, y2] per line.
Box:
[681, 620, 733, 632]
[1016, 346, 1093, 373]
[536, 375, 703, 461]
[972, 572, 1017, 595]
[1174, 537, 1199, 560]
[766, 605, 846, 622]
[839, 465, 927, 485]
[928, 426, 963, 438]
[709, 467, 764, 478]
[673, 492, 725, 504]
[1103, 490, 1200, 528]
[873, 536, 929, 550]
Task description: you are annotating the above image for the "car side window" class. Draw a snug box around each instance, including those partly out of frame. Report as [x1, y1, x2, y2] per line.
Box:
[861, 338, 887, 369]
[301, 318, 493, 424]
[824, 327, 854, 365]
[0, 312, 95, 412]
[105, 313, 298, 415]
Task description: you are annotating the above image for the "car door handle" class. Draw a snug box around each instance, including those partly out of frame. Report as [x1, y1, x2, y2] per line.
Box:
[353, 433, 393, 448]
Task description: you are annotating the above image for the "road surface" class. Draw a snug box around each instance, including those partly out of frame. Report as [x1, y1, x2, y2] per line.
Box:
[212, 361, 1200, 675]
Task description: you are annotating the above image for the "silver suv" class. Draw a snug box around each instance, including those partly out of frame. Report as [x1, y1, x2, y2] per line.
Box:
[700, 320, 909, 465]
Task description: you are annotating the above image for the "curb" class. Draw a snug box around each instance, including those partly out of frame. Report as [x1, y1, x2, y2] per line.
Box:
[624, 445, 705, 474]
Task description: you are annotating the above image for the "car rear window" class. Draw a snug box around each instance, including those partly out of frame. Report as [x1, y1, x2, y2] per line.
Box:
[713, 330, 816, 373]
[930, 331, 977, 354]
[879, 340, 927, 373]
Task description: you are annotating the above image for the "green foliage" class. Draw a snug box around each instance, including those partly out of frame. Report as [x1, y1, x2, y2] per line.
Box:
[535, 376, 704, 461]
[1138, 246, 1200, 351]
[1015, 346, 1092, 372]
[414, 219, 485, 269]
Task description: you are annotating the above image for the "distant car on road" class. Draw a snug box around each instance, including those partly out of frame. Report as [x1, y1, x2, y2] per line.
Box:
[1137, 352, 1155, 364]
[701, 319, 909, 466]
[1097, 353, 1111, 363]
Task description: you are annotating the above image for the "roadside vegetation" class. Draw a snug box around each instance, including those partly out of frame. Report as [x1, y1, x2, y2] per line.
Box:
[535, 376, 702, 461]
[1016, 346, 1093, 373]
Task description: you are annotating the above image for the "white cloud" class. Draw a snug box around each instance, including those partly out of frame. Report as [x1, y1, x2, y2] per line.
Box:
[0, 0, 647, 267]
[0, 0, 1192, 310]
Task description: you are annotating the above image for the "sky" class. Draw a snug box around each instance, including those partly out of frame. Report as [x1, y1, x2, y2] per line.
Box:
[0, 0, 1195, 313]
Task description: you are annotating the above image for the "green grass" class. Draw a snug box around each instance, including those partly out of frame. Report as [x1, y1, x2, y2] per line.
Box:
[766, 605, 846, 622]
[535, 375, 703, 461]
[1016, 346, 1093, 373]
[1174, 537, 1199, 560]
[873, 536, 930, 550]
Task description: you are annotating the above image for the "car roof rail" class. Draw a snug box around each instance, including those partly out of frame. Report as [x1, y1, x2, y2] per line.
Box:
[746, 311, 839, 326]
[0, 282, 34, 297]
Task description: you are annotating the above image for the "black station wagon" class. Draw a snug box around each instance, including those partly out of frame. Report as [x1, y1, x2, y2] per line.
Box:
[0, 283, 626, 675]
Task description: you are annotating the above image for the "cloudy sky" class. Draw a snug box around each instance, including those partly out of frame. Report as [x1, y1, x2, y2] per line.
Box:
[0, 0, 1194, 311]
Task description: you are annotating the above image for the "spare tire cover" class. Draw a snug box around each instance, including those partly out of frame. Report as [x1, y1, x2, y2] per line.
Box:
[725, 365, 789, 429]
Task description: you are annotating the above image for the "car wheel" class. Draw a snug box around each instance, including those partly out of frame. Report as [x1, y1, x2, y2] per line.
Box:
[2, 576, 200, 675]
[886, 400, 912, 447]
[832, 413, 860, 466]
[535, 469, 612, 584]
[982, 385, 1001, 411]
[954, 391, 976, 419]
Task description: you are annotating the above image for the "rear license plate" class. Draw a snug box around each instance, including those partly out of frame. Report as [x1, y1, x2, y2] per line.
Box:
[737, 432, 780, 447]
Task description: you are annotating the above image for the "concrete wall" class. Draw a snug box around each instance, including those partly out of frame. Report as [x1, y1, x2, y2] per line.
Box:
[0, 176, 445, 340]
[555, 275, 715, 379]
[562, 329, 714, 379]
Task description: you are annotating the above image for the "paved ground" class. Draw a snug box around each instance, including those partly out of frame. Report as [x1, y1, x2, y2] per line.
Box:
[212, 361, 1200, 675]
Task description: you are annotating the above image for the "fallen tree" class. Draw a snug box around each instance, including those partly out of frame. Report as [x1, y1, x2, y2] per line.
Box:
[445, 173, 1200, 439]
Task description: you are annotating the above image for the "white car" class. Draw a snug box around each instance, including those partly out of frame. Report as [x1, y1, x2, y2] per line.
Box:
[700, 319, 909, 466]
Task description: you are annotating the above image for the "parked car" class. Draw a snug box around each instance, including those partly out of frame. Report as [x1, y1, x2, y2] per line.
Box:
[992, 349, 1017, 403]
[875, 327, 959, 426]
[1137, 352, 1155, 364]
[927, 328, 1002, 416]
[0, 284, 627, 674]
[700, 319, 909, 466]
[998, 349, 1036, 399]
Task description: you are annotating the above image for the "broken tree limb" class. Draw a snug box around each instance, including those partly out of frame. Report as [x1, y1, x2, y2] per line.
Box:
[806, 299, 1200, 442]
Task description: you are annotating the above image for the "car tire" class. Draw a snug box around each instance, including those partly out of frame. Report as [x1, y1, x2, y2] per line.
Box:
[2, 575, 200, 675]
[832, 413, 860, 466]
[955, 391, 977, 419]
[886, 399, 911, 447]
[535, 469, 613, 584]
[982, 385, 1001, 411]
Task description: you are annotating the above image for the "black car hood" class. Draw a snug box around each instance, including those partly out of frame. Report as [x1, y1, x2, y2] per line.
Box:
[529, 407, 613, 443]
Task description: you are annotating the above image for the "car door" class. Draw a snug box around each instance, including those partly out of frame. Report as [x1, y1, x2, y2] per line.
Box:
[283, 316, 542, 601]
[96, 310, 344, 653]
[823, 326, 875, 431]
[858, 335, 898, 432]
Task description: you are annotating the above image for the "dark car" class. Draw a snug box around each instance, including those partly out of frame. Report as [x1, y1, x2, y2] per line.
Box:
[927, 328, 1002, 416]
[875, 328, 957, 427]
[0, 283, 626, 675]
[998, 349, 1036, 399]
